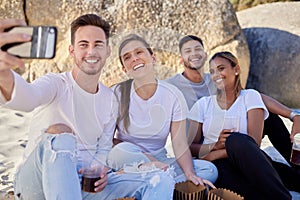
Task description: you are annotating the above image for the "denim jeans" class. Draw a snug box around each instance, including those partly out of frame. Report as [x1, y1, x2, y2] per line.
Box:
[14, 133, 175, 200]
[107, 142, 218, 183]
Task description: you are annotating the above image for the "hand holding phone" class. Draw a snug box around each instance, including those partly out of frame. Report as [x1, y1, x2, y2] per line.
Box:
[1, 26, 57, 59]
[0, 19, 28, 71]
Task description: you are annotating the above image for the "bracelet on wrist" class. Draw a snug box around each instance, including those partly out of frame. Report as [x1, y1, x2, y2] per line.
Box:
[290, 110, 300, 122]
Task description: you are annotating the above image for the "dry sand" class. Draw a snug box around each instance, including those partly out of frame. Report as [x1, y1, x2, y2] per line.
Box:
[0, 108, 31, 199]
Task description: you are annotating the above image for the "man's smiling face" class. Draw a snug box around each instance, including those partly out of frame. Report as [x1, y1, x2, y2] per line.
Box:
[181, 40, 207, 70]
[69, 25, 110, 76]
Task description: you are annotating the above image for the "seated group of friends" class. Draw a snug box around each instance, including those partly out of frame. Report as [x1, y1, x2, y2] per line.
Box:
[0, 14, 299, 200]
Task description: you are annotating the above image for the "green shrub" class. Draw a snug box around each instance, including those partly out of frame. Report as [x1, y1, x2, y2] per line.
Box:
[229, 0, 293, 11]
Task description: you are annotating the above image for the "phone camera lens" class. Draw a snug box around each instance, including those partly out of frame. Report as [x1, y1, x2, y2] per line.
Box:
[49, 28, 55, 34]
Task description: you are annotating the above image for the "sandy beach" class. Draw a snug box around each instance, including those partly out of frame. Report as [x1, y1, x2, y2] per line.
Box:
[0, 107, 296, 199]
[0, 108, 32, 199]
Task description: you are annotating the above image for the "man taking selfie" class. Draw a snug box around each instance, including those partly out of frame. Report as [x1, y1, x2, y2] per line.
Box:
[0, 14, 174, 200]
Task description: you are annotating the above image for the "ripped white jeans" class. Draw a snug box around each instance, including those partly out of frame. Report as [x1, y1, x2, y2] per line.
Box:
[107, 142, 218, 183]
[14, 133, 175, 200]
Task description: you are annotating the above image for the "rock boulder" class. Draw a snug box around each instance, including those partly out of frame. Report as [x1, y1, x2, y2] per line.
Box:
[237, 2, 300, 107]
[1, 0, 249, 87]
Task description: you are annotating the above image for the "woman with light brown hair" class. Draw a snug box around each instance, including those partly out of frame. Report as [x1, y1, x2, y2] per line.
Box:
[107, 34, 218, 187]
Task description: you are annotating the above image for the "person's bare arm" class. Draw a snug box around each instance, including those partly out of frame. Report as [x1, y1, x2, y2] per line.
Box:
[0, 19, 31, 101]
[188, 120, 229, 158]
[188, 120, 204, 157]
[171, 120, 215, 188]
[247, 108, 265, 146]
[189, 120, 215, 157]
[260, 93, 300, 141]
[260, 94, 291, 118]
[197, 132, 230, 161]
[203, 149, 227, 161]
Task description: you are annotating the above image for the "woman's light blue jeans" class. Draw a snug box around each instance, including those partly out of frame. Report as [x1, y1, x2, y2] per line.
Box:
[14, 134, 175, 200]
[107, 142, 218, 183]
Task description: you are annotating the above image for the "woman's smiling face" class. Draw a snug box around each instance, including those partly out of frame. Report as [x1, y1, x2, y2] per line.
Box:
[209, 56, 238, 91]
[120, 40, 155, 78]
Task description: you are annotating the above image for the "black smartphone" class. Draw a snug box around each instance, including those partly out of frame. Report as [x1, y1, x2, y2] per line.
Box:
[1, 26, 57, 59]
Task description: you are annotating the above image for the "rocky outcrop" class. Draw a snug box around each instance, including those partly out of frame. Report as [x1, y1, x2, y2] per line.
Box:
[237, 2, 300, 107]
[1, 0, 249, 87]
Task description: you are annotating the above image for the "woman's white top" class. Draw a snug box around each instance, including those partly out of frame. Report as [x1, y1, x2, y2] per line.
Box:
[188, 89, 269, 144]
[114, 80, 188, 153]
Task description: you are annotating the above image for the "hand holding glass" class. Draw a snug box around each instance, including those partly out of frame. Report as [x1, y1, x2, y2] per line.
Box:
[290, 133, 300, 165]
[82, 158, 104, 193]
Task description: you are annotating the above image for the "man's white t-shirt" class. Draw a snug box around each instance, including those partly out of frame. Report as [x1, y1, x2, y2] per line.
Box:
[114, 80, 188, 153]
[188, 89, 269, 144]
[0, 71, 118, 165]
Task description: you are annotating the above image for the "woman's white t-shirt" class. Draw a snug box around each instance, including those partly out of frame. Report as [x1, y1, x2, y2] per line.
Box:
[114, 80, 188, 153]
[188, 89, 269, 144]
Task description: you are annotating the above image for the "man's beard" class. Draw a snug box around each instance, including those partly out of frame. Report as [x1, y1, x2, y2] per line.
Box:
[183, 59, 203, 70]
